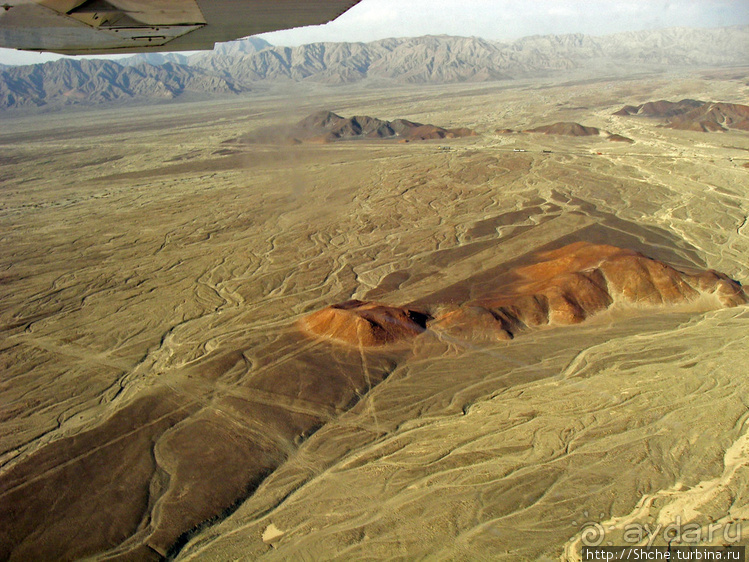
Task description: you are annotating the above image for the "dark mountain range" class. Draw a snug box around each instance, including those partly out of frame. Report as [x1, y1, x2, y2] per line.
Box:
[0, 58, 247, 109]
[184, 26, 749, 86]
[1, 25, 747, 110]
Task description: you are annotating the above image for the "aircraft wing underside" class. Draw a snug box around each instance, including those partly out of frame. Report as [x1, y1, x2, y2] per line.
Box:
[0, 0, 362, 54]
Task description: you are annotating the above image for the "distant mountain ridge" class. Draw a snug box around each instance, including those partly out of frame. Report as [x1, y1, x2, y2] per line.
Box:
[183, 26, 749, 85]
[1, 25, 747, 110]
[0, 58, 245, 109]
[118, 53, 190, 67]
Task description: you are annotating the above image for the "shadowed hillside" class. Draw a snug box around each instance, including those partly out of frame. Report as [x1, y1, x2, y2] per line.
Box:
[525, 122, 601, 136]
[302, 242, 746, 347]
[233, 110, 476, 143]
[668, 102, 749, 132]
[614, 99, 749, 131]
[499, 122, 634, 142]
[0, 59, 247, 109]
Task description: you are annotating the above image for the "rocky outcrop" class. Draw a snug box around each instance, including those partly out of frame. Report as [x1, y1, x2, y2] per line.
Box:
[302, 243, 746, 347]
[668, 102, 749, 132]
[614, 100, 749, 132]
[235, 110, 476, 143]
[501, 122, 633, 143]
[525, 122, 601, 136]
[613, 99, 705, 117]
[301, 300, 430, 346]
[435, 243, 745, 342]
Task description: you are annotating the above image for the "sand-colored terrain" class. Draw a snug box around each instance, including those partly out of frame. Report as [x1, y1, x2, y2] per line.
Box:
[0, 69, 748, 560]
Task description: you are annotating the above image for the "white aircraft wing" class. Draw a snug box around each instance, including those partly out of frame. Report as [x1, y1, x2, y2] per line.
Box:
[0, 0, 362, 54]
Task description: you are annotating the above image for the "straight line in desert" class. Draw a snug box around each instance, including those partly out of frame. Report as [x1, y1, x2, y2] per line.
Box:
[378, 213, 596, 304]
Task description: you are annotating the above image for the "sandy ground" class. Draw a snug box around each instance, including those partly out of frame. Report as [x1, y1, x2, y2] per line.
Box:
[0, 69, 748, 560]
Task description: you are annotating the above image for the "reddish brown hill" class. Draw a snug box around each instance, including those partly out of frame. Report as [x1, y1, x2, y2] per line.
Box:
[297, 110, 347, 130]
[301, 300, 430, 346]
[511, 242, 741, 308]
[614, 99, 705, 117]
[297, 110, 477, 142]
[291, 110, 397, 141]
[505, 122, 632, 143]
[324, 114, 396, 140]
[233, 110, 476, 144]
[614, 99, 749, 132]
[607, 133, 635, 143]
[436, 243, 746, 342]
[302, 243, 746, 347]
[401, 125, 477, 141]
[668, 102, 749, 132]
[525, 122, 601, 136]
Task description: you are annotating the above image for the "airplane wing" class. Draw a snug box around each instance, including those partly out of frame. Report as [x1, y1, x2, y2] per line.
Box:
[0, 0, 362, 55]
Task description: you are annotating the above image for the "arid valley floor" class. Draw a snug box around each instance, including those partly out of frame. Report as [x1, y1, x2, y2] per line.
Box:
[1, 69, 748, 560]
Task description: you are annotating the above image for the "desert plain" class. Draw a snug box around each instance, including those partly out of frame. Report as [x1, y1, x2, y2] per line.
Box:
[1, 69, 748, 560]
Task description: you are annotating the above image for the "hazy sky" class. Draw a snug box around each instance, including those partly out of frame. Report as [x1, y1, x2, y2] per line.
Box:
[260, 0, 749, 44]
[1, 0, 747, 65]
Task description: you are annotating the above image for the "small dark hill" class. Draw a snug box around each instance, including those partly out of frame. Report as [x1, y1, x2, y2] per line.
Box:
[233, 110, 476, 144]
[614, 99, 705, 117]
[502, 122, 632, 143]
[525, 122, 601, 136]
[297, 110, 346, 130]
[668, 102, 749, 132]
[326, 114, 396, 140]
[607, 133, 635, 143]
[614, 99, 749, 132]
